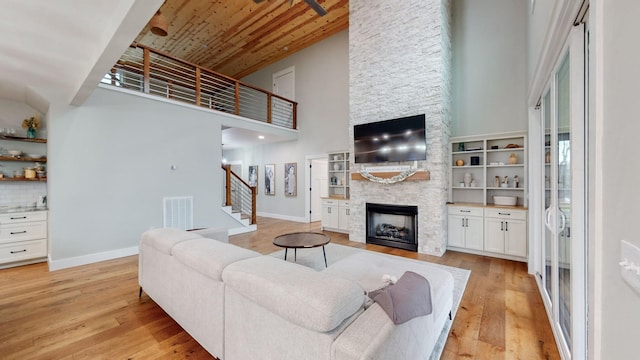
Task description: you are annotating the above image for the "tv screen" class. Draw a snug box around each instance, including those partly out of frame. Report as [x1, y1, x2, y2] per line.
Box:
[354, 114, 426, 164]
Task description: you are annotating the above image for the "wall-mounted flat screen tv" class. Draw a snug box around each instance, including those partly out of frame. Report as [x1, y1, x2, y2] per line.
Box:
[354, 114, 426, 164]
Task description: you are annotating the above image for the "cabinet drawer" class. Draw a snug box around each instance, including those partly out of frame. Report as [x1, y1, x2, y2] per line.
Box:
[0, 211, 47, 224]
[322, 199, 339, 206]
[0, 239, 47, 263]
[484, 208, 527, 220]
[339, 201, 349, 208]
[0, 222, 47, 243]
[448, 206, 483, 217]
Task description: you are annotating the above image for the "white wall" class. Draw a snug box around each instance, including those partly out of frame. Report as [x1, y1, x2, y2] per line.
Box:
[47, 87, 239, 263]
[452, 0, 528, 136]
[595, 1, 640, 358]
[527, 0, 555, 84]
[226, 30, 350, 220]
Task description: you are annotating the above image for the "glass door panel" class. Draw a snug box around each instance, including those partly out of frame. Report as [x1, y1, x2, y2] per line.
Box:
[556, 52, 572, 349]
[543, 90, 553, 304]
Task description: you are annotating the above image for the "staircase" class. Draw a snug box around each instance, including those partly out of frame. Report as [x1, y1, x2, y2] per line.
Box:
[221, 205, 256, 235]
[222, 165, 257, 234]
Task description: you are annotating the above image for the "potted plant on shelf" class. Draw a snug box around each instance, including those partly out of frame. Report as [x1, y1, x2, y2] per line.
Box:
[22, 114, 40, 139]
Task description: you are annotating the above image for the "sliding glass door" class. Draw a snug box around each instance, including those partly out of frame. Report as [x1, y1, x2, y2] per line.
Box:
[538, 24, 586, 360]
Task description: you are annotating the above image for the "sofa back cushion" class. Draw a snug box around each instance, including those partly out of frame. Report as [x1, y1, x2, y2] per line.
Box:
[141, 228, 203, 255]
[172, 238, 260, 281]
[222, 256, 365, 333]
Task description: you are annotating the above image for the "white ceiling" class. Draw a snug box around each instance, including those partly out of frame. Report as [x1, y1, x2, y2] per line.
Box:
[0, 0, 295, 149]
[0, 0, 161, 107]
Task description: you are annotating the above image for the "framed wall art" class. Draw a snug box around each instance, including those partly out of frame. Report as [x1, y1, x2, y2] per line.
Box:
[248, 165, 258, 187]
[284, 162, 297, 197]
[264, 164, 275, 195]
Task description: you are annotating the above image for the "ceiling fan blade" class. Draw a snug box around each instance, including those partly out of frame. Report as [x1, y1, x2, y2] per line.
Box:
[303, 0, 327, 16]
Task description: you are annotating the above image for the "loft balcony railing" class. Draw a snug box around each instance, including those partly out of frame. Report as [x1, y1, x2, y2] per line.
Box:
[102, 43, 297, 130]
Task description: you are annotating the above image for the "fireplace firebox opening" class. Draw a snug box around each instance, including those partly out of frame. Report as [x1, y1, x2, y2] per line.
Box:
[366, 203, 418, 252]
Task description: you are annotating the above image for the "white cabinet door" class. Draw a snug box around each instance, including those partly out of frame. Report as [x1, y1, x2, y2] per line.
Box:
[448, 214, 465, 248]
[465, 216, 484, 250]
[504, 219, 527, 257]
[484, 218, 505, 253]
[321, 205, 339, 229]
[338, 206, 350, 231]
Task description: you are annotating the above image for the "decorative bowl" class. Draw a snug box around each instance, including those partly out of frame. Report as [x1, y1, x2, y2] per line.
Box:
[8, 150, 21, 156]
[493, 196, 517, 206]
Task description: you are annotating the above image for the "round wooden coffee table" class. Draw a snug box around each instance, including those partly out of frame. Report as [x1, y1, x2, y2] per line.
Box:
[273, 232, 331, 267]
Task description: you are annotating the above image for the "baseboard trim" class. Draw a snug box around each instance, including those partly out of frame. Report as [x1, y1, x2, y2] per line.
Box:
[256, 212, 307, 223]
[48, 246, 139, 271]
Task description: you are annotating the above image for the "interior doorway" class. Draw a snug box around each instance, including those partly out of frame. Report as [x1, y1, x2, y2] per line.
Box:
[272, 66, 295, 100]
[305, 154, 328, 223]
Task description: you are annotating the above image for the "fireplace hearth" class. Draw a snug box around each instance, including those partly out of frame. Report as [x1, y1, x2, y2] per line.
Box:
[366, 203, 418, 252]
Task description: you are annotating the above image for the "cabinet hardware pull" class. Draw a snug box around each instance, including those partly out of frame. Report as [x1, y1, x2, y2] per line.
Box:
[465, 218, 469, 227]
[501, 221, 504, 231]
[498, 212, 511, 216]
[505, 222, 509, 231]
[10, 216, 27, 220]
[10, 231, 27, 235]
[462, 219, 465, 227]
[460, 210, 471, 213]
[10, 249, 27, 254]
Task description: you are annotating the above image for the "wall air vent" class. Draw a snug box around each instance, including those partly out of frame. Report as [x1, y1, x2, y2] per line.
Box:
[163, 196, 193, 230]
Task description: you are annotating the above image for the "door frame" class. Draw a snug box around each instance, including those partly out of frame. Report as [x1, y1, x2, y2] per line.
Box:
[305, 153, 329, 223]
[530, 23, 587, 360]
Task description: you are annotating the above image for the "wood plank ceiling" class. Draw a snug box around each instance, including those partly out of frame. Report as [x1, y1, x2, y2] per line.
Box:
[135, 0, 349, 79]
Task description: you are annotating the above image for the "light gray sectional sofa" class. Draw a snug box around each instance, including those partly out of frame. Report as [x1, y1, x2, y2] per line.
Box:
[139, 228, 454, 360]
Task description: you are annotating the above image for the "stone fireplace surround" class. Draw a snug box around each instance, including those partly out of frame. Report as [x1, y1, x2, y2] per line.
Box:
[348, 0, 452, 256]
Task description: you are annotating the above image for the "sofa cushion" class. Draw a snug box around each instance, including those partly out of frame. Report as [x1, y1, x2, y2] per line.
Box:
[222, 256, 365, 333]
[172, 238, 260, 281]
[140, 228, 203, 255]
[368, 271, 432, 324]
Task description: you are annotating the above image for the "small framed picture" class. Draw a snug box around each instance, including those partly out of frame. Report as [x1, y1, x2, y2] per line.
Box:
[264, 164, 275, 196]
[248, 165, 258, 187]
[284, 162, 297, 197]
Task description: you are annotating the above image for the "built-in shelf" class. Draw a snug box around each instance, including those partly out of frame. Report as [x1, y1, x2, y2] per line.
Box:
[0, 178, 47, 182]
[0, 135, 47, 143]
[0, 156, 47, 162]
[450, 132, 527, 207]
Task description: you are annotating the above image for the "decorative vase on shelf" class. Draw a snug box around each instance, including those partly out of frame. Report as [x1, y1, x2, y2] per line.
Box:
[508, 153, 518, 164]
[26, 127, 36, 139]
[333, 163, 341, 171]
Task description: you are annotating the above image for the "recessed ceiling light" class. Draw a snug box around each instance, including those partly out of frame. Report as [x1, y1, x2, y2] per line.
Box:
[258, 135, 265, 139]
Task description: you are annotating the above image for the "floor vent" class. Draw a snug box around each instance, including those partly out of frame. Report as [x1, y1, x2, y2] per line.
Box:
[163, 196, 193, 230]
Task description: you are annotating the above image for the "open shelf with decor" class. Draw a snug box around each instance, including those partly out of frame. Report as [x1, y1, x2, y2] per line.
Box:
[327, 151, 349, 199]
[450, 131, 527, 207]
[0, 136, 47, 181]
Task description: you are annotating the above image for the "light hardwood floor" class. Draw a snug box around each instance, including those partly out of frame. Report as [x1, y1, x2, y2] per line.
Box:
[0, 217, 559, 359]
